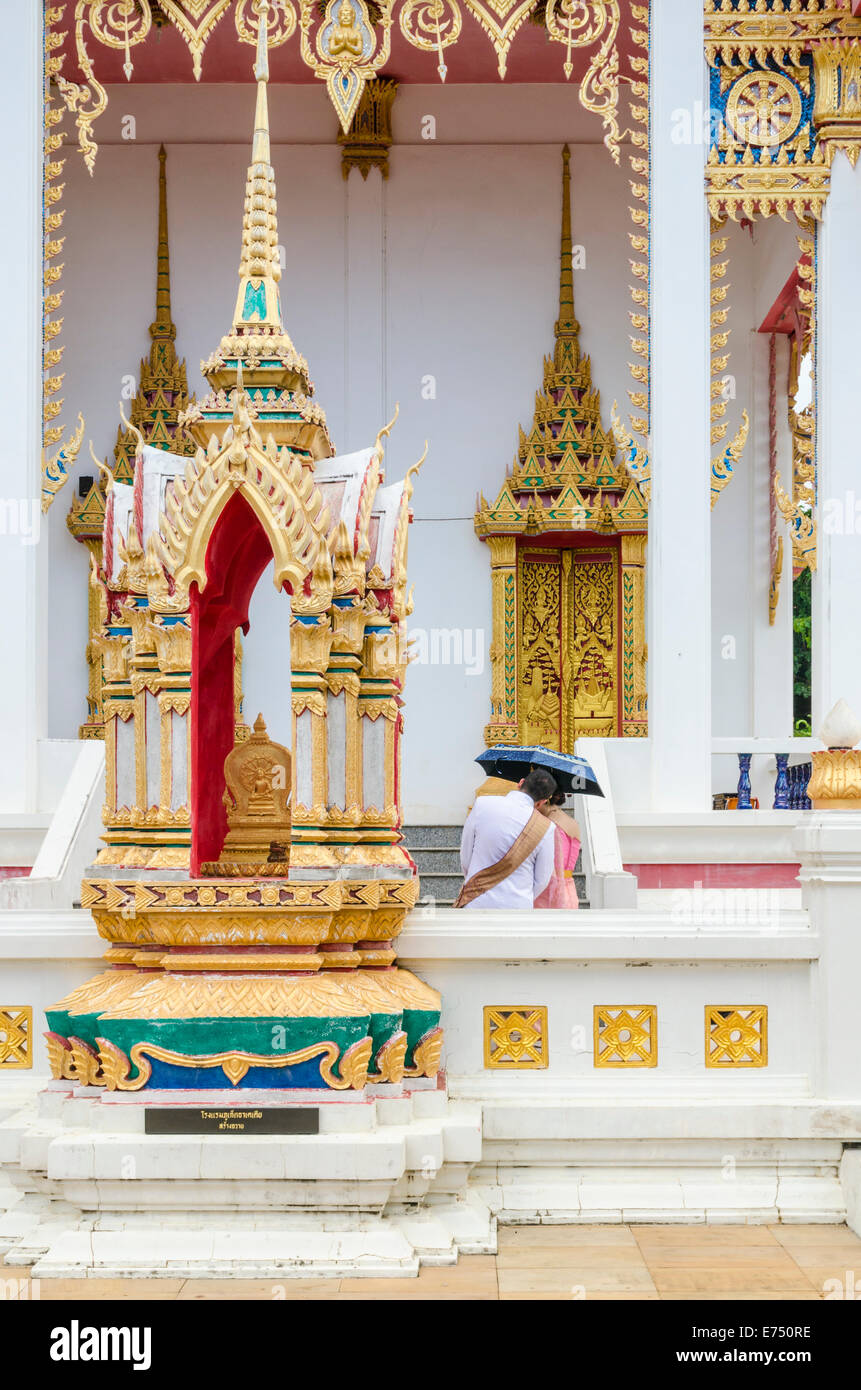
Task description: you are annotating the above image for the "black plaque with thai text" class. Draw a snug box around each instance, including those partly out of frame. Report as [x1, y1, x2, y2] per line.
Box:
[144, 1107, 319, 1135]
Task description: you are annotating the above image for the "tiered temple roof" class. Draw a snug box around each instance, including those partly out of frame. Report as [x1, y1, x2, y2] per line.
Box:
[475, 145, 647, 539]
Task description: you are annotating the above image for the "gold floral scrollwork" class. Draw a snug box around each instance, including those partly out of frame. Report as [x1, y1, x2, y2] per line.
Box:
[610, 402, 650, 502]
[0, 1008, 32, 1069]
[159, 0, 233, 81]
[45, 1031, 73, 1080]
[59, 1, 152, 173]
[235, 0, 297, 52]
[545, 0, 621, 163]
[68, 1035, 105, 1085]
[399, 0, 462, 82]
[89, 0, 152, 78]
[404, 1026, 444, 1078]
[368, 1031, 408, 1083]
[462, 0, 534, 81]
[711, 408, 749, 510]
[299, 0, 392, 134]
[42, 412, 85, 514]
[626, 4, 649, 441]
[594, 1005, 657, 1068]
[96, 1035, 375, 1091]
[705, 1006, 767, 1069]
[774, 468, 816, 575]
[769, 534, 783, 628]
[483, 1008, 546, 1070]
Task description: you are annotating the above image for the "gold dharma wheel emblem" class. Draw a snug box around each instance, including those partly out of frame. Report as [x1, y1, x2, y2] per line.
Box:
[725, 71, 802, 148]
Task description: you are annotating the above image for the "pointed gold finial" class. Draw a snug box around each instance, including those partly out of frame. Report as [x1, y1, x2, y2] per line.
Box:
[233, 0, 284, 332]
[151, 144, 175, 341]
[556, 144, 580, 341]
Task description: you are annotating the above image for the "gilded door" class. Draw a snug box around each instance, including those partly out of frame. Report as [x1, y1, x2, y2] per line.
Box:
[518, 545, 620, 750]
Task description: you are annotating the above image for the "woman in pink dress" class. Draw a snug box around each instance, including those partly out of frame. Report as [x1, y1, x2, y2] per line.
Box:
[534, 795, 581, 910]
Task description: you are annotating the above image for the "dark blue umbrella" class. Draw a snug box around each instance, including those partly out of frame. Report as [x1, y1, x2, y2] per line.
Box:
[476, 745, 604, 798]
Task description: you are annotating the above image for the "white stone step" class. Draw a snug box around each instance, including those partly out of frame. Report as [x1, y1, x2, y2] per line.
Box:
[32, 1225, 422, 1279]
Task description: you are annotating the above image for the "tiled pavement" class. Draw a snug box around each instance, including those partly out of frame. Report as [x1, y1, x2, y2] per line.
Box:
[7, 1223, 861, 1300]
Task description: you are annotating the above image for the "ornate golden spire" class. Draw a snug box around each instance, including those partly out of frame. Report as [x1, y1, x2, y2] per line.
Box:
[189, 0, 331, 460]
[232, 2, 284, 334]
[555, 144, 580, 343]
[152, 144, 176, 343]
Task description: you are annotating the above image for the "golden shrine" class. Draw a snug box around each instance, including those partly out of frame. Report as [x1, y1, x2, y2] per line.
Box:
[44, 7, 442, 1095]
[475, 145, 648, 748]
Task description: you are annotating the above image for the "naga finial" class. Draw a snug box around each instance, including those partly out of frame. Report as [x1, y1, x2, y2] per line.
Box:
[88, 439, 116, 492]
[374, 402, 400, 458]
[118, 401, 146, 464]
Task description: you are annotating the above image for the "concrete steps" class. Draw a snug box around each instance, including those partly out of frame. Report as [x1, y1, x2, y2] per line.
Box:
[402, 824, 589, 908]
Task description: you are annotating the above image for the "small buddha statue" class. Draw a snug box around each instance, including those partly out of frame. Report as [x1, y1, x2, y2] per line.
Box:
[201, 713, 292, 877]
[328, 0, 363, 59]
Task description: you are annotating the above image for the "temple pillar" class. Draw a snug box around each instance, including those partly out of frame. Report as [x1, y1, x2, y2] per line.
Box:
[0, 3, 44, 811]
[812, 155, 861, 732]
[647, 0, 712, 810]
[344, 170, 386, 450]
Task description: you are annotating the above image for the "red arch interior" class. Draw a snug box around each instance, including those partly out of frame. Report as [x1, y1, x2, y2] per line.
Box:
[190, 491, 284, 874]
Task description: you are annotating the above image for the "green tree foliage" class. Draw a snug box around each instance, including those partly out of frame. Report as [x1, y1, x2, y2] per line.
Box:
[793, 568, 812, 736]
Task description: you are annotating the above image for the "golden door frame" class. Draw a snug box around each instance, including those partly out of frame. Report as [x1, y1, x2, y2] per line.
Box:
[485, 531, 647, 750]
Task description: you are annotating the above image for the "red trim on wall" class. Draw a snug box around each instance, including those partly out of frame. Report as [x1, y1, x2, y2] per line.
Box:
[190, 492, 279, 875]
[0, 867, 31, 879]
[627, 863, 800, 889]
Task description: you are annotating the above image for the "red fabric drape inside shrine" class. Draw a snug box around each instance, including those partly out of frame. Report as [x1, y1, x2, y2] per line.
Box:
[190, 492, 281, 874]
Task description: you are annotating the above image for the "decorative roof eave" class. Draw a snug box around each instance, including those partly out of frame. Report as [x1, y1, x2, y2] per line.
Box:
[474, 481, 647, 541]
[476, 143, 631, 540]
[57, 2, 628, 171]
[704, 6, 861, 70]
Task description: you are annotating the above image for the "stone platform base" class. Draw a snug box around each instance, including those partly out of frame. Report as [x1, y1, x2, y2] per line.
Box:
[0, 1081, 856, 1276]
[0, 1079, 489, 1278]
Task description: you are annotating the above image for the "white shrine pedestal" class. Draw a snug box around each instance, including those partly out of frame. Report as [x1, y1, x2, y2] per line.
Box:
[0, 1079, 490, 1278]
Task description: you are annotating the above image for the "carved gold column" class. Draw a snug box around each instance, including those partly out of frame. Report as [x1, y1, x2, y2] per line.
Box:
[290, 615, 333, 850]
[620, 532, 648, 737]
[151, 618, 191, 868]
[484, 534, 518, 745]
[96, 608, 134, 865]
[233, 630, 250, 742]
[80, 537, 107, 738]
[813, 41, 861, 167]
[360, 618, 400, 837]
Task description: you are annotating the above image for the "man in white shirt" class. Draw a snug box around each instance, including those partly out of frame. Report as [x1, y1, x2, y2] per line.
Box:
[456, 767, 557, 909]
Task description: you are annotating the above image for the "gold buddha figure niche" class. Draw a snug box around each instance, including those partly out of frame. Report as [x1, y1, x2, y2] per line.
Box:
[328, 1, 364, 58]
[202, 714, 292, 877]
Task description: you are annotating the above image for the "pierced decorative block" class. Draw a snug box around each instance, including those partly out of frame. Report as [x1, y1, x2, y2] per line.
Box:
[484, 1006, 548, 1069]
[593, 1006, 657, 1067]
[705, 1006, 768, 1067]
[0, 1007, 32, 1069]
